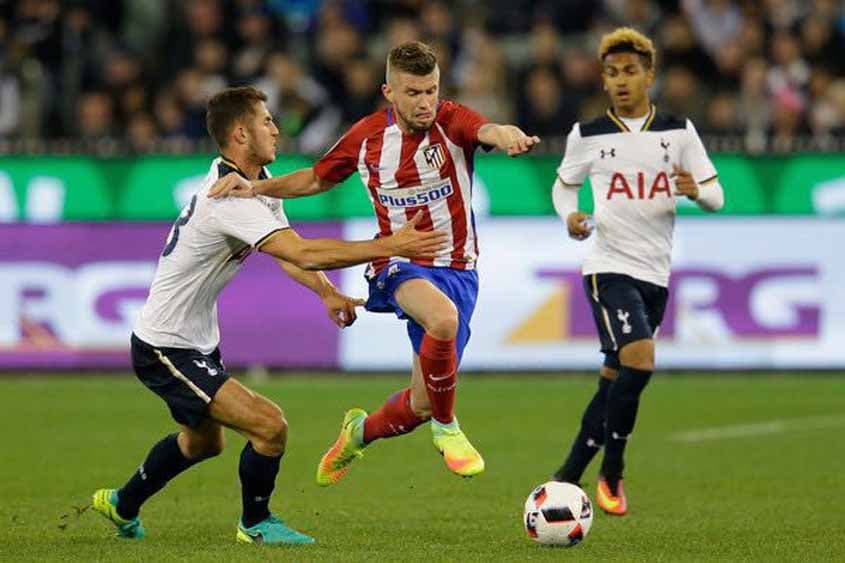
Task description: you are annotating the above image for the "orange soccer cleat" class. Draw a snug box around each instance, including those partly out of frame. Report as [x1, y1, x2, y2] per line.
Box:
[596, 476, 627, 516]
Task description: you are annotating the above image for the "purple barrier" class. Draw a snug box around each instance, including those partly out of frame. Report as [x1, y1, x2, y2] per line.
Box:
[0, 223, 343, 370]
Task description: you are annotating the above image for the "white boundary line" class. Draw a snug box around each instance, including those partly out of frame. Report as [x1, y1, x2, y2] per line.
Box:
[669, 415, 845, 443]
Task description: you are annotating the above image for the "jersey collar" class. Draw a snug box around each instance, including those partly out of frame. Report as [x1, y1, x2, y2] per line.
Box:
[606, 104, 656, 133]
[218, 156, 268, 180]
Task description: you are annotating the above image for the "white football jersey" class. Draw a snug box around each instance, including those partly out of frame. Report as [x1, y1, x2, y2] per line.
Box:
[557, 105, 718, 287]
[134, 157, 289, 353]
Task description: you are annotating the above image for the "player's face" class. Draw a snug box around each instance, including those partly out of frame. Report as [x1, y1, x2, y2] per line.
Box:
[602, 52, 654, 115]
[383, 67, 440, 133]
[245, 102, 279, 165]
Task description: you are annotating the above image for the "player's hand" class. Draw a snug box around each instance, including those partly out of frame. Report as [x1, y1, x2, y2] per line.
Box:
[566, 212, 594, 241]
[671, 164, 699, 201]
[384, 211, 449, 258]
[207, 172, 256, 199]
[502, 126, 541, 157]
[321, 290, 366, 328]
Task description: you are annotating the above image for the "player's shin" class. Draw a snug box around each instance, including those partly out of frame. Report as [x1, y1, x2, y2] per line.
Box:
[239, 442, 282, 528]
[363, 388, 428, 443]
[600, 366, 652, 482]
[117, 433, 201, 519]
[554, 377, 612, 483]
[419, 334, 458, 424]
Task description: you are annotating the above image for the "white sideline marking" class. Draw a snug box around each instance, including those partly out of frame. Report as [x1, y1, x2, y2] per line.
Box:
[670, 415, 845, 443]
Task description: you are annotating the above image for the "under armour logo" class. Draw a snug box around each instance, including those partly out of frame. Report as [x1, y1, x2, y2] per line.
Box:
[660, 138, 670, 162]
[616, 309, 632, 334]
[193, 360, 219, 376]
[600, 148, 616, 158]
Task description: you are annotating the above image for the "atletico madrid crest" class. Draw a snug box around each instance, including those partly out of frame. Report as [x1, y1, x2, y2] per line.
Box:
[423, 143, 446, 170]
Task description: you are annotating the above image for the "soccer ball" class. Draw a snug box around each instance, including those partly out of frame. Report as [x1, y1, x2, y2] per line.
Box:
[523, 481, 593, 547]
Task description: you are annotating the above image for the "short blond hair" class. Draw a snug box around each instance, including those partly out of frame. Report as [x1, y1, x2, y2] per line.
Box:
[598, 27, 656, 69]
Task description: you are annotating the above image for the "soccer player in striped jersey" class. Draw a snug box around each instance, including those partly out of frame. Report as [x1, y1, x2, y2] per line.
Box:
[550, 28, 724, 515]
[209, 41, 540, 482]
[91, 86, 446, 545]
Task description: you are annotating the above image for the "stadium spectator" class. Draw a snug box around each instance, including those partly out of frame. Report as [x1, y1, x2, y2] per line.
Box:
[0, 0, 843, 152]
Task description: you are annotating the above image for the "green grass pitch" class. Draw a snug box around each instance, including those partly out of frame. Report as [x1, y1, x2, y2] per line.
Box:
[1, 373, 843, 562]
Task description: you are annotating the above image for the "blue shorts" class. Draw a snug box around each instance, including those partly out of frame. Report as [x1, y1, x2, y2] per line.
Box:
[365, 262, 479, 363]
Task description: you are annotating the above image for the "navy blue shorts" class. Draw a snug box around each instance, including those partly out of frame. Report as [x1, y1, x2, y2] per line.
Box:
[130, 333, 231, 428]
[365, 262, 479, 363]
[583, 273, 669, 370]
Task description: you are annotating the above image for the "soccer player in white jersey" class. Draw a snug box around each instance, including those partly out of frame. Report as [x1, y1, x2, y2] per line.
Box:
[549, 28, 724, 516]
[208, 41, 540, 484]
[91, 86, 446, 545]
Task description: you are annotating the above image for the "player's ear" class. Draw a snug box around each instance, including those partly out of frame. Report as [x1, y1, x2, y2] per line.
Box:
[382, 83, 393, 104]
[233, 123, 248, 146]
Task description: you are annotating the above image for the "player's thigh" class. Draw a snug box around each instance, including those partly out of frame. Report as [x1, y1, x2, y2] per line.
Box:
[208, 378, 286, 442]
[179, 417, 225, 459]
[644, 284, 670, 336]
[394, 278, 458, 332]
[593, 275, 652, 347]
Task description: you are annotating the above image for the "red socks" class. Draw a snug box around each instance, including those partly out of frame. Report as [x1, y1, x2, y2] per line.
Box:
[362, 334, 458, 443]
[419, 334, 457, 424]
[363, 388, 427, 444]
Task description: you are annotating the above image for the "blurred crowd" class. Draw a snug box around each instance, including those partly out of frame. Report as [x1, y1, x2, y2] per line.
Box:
[0, 0, 844, 154]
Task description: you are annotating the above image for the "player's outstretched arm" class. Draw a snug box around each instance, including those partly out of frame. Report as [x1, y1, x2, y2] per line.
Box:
[208, 168, 337, 199]
[259, 212, 448, 271]
[477, 124, 541, 157]
[276, 260, 365, 328]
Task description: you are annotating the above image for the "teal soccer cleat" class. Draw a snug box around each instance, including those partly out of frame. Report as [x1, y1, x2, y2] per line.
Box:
[92, 488, 145, 539]
[236, 515, 315, 545]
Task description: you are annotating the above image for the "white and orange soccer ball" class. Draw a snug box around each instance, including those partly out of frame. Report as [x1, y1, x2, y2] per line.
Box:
[523, 481, 593, 547]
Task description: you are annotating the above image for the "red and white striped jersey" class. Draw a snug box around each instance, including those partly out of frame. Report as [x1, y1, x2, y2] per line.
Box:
[314, 100, 488, 277]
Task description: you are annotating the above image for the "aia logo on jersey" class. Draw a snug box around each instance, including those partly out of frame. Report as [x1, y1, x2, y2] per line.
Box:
[607, 171, 672, 200]
[423, 143, 446, 170]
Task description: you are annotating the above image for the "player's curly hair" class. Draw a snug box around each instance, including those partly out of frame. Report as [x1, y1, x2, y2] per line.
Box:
[598, 27, 656, 69]
[386, 41, 438, 82]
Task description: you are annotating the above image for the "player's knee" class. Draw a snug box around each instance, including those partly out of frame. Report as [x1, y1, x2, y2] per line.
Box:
[425, 304, 459, 340]
[183, 434, 225, 460]
[256, 409, 288, 455]
[619, 339, 655, 371]
[600, 366, 618, 380]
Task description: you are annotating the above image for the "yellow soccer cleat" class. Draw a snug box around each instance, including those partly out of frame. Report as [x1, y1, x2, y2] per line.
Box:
[316, 408, 367, 486]
[91, 488, 145, 539]
[596, 476, 628, 516]
[431, 419, 485, 477]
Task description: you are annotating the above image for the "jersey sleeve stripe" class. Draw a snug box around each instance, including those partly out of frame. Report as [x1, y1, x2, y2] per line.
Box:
[557, 174, 582, 187]
[254, 227, 288, 250]
[699, 174, 719, 185]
